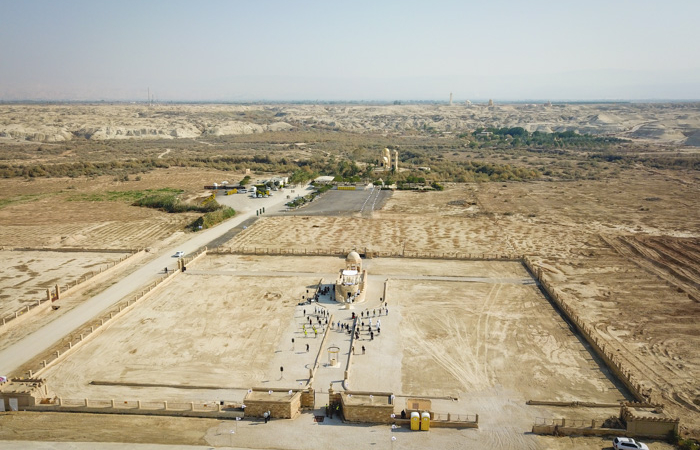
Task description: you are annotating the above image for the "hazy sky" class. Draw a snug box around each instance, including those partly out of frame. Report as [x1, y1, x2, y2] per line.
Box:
[2, 0, 699, 101]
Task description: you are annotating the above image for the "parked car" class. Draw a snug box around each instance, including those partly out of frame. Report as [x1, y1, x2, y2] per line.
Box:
[613, 437, 649, 450]
[174, 251, 184, 258]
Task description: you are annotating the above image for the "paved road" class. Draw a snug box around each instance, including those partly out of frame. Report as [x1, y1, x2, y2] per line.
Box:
[0, 189, 295, 377]
[283, 187, 392, 217]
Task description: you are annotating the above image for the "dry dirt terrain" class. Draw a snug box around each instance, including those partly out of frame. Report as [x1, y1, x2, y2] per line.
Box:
[221, 168, 700, 437]
[35, 254, 638, 450]
[1, 103, 699, 146]
[0, 168, 242, 249]
[0, 250, 128, 317]
[0, 103, 698, 448]
[0, 412, 676, 450]
[41, 267, 319, 402]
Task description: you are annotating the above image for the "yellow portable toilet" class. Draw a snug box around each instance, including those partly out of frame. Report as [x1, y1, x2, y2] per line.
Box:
[420, 411, 430, 430]
[410, 412, 420, 431]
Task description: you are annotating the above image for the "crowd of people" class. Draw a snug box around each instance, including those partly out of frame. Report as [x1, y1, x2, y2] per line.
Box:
[295, 285, 390, 361]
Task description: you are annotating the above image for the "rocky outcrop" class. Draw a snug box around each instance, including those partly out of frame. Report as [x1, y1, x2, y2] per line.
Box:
[1, 103, 698, 144]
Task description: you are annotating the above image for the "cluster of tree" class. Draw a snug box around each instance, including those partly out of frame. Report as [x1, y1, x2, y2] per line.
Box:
[464, 127, 626, 150]
[0, 159, 171, 178]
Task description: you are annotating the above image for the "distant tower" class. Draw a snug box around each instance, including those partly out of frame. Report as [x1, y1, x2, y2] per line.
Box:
[545, 100, 552, 107]
[449, 93, 453, 106]
[393, 150, 399, 171]
[488, 99, 494, 107]
[465, 100, 472, 107]
[381, 148, 391, 170]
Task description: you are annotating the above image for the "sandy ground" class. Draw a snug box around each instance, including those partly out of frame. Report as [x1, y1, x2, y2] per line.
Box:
[0, 412, 677, 450]
[32, 255, 644, 449]
[0, 250, 129, 316]
[0, 165, 697, 445]
[220, 169, 700, 437]
[40, 271, 319, 402]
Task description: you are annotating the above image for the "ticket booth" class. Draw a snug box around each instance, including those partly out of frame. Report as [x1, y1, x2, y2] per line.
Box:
[410, 411, 420, 430]
[421, 411, 430, 431]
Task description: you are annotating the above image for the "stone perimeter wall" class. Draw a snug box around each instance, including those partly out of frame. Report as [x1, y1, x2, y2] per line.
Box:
[0, 249, 144, 331]
[16, 248, 208, 379]
[523, 257, 654, 405]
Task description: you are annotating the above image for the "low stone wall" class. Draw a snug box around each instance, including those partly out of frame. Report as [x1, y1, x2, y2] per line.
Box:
[395, 417, 479, 429]
[527, 400, 624, 408]
[5, 247, 139, 254]
[308, 315, 333, 387]
[430, 419, 479, 429]
[0, 299, 52, 331]
[343, 317, 357, 390]
[523, 257, 653, 404]
[622, 404, 679, 437]
[532, 424, 628, 437]
[19, 248, 207, 379]
[0, 249, 143, 333]
[211, 246, 522, 262]
[22, 398, 243, 420]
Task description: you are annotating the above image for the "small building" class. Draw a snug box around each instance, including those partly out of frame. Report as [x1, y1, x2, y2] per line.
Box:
[314, 176, 336, 185]
[621, 404, 680, 438]
[0, 378, 54, 410]
[243, 389, 302, 419]
[335, 251, 367, 306]
[340, 391, 395, 423]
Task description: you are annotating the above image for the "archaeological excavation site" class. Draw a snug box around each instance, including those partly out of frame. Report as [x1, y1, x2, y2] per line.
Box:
[0, 102, 698, 450]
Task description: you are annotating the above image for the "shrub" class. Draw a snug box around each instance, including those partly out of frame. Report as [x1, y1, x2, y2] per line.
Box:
[188, 207, 236, 230]
[133, 193, 221, 213]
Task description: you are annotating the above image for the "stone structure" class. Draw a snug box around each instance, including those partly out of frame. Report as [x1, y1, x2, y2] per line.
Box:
[0, 378, 54, 410]
[381, 148, 391, 169]
[340, 391, 395, 424]
[243, 388, 302, 419]
[380, 148, 398, 171]
[405, 397, 433, 419]
[334, 251, 367, 306]
[621, 404, 680, 437]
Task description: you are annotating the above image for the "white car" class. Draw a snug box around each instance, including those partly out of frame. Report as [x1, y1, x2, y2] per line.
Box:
[174, 251, 184, 258]
[613, 437, 649, 450]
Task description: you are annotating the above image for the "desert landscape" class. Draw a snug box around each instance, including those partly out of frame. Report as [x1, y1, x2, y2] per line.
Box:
[1, 102, 699, 146]
[0, 102, 698, 450]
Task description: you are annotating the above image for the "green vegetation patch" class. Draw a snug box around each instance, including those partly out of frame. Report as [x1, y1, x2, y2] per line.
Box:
[67, 188, 183, 203]
[0, 193, 51, 209]
[133, 192, 220, 213]
[188, 207, 236, 231]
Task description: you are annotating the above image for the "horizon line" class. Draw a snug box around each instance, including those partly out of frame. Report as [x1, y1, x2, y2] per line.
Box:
[1, 98, 700, 105]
